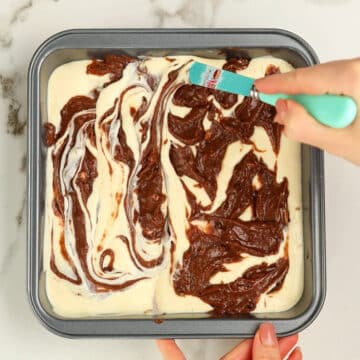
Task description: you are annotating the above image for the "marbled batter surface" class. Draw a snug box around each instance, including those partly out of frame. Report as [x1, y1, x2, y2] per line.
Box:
[44, 55, 303, 317]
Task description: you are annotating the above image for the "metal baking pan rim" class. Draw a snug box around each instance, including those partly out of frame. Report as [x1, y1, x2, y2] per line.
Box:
[27, 28, 326, 338]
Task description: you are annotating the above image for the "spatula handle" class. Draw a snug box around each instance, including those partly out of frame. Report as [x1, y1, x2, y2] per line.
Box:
[258, 92, 357, 128]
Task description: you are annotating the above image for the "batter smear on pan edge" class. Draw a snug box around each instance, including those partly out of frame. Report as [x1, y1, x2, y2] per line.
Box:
[44, 54, 303, 317]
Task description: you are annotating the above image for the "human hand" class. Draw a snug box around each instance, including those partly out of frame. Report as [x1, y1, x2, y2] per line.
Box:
[255, 58, 360, 165]
[156, 323, 302, 360]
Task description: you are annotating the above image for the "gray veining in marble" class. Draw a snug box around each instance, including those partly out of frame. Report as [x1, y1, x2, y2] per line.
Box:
[0, 74, 25, 135]
[152, 0, 222, 27]
[10, 1, 33, 25]
[1, 0, 33, 48]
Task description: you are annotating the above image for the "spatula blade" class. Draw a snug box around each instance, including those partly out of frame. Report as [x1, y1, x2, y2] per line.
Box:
[189, 61, 254, 96]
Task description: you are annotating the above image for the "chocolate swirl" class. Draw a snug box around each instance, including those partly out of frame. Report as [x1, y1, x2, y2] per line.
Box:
[45, 55, 291, 314]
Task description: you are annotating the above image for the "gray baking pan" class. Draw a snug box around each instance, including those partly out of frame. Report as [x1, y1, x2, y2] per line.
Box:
[27, 28, 326, 338]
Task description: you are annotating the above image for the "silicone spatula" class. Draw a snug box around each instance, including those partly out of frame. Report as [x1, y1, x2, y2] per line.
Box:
[189, 61, 357, 128]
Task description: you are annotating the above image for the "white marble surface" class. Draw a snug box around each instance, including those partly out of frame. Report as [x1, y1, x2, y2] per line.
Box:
[0, 0, 359, 359]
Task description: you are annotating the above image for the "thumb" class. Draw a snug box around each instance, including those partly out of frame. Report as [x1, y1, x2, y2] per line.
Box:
[275, 98, 355, 160]
[252, 323, 281, 360]
[156, 340, 186, 360]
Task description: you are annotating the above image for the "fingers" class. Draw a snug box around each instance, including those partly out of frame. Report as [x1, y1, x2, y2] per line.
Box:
[274, 99, 359, 163]
[275, 97, 333, 147]
[254, 57, 360, 165]
[288, 347, 303, 360]
[156, 339, 186, 360]
[155, 330, 301, 360]
[219, 339, 253, 360]
[220, 332, 299, 360]
[255, 58, 360, 95]
[252, 323, 281, 360]
[278, 334, 299, 358]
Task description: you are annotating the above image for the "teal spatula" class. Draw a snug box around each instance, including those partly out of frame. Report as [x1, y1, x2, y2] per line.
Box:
[189, 62, 357, 128]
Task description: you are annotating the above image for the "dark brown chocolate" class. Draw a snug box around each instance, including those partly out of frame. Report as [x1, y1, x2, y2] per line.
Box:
[87, 54, 135, 84]
[44, 122, 56, 147]
[223, 57, 250, 72]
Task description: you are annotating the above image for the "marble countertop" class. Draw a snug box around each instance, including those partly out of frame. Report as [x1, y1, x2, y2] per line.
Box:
[1, 0, 359, 359]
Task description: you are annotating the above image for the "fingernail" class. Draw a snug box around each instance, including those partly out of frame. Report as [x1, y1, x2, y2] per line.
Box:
[259, 323, 277, 347]
[294, 346, 303, 359]
[275, 99, 288, 117]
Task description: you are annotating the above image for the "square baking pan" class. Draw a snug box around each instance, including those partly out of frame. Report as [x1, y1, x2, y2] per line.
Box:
[27, 28, 326, 338]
